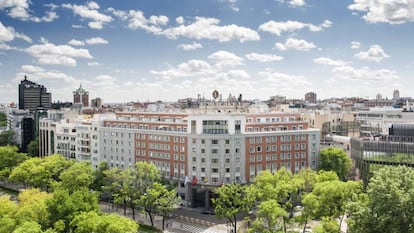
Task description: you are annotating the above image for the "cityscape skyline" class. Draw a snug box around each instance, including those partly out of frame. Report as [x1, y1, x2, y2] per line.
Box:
[0, 0, 413, 103]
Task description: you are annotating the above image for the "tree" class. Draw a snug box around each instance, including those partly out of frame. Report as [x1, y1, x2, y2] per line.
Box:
[0, 195, 17, 233]
[155, 184, 181, 230]
[0, 130, 17, 147]
[91, 161, 109, 193]
[0, 146, 27, 179]
[249, 199, 287, 233]
[15, 189, 51, 229]
[46, 188, 99, 232]
[254, 168, 303, 232]
[348, 166, 414, 233]
[213, 183, 257, 233]
[0, 112, 7, 127]
[309, 180, 362, 231]
[9, 154, 74, 190]
[58, 162, 93, 193]
[27, 138, 39, 157]
[319, 147, 351, 180]
[70, 211, 138, 233]
[104, 161, 160, 220]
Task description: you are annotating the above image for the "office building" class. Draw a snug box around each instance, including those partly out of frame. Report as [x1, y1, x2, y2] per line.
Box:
[305, 92, 317, 104]
[18, 76, 51, 112]
[73, 85, 89, 108]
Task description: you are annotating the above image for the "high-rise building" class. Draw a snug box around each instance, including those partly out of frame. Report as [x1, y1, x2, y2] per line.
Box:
[393, 89, 400, 100]
[305, 92, 317, 104]
[73, 85, 89, 107]
[91, 97, 102, 108]
[19, 76, 51, 112]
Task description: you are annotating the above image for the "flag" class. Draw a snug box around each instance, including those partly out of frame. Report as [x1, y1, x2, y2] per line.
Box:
[191, 177, 198, 185]
[184, 176, 190, 185]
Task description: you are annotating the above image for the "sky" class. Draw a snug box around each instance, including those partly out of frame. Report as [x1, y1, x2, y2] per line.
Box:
[0, 0, 413, 104]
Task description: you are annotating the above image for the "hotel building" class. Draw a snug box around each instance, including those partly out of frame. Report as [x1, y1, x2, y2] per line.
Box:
[39, 109, 319, 207]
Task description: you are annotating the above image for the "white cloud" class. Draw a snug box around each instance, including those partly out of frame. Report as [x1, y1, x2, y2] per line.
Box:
[127, 10, 167, 34]
[150, 59, 213, 78]
[107, 7, 128, 21]
[72, 24, 83, 29]
[88, 62, 103, 66]
[26, 42, 93, 66]
[68, 39, 85, 46]
[275, 38, 316, 51]
[17, 65, 78, 83]
[68, 37, 108, 46]
[332, 65, 399, 81]
[259, 20, 332, 36]
[351, 41, 360, 49]
[21, 65, 45, 73]
[245, 53, 283, 62]
[163, 17, 260, 42]
[354, 45, 390, 62]
[85, 37, 108, 45]
[208, 50, 244, 68]
[62, 1, 113, 29]
[313, 57, 348, 66]
[0, 22, 15, 42]
[0, 0, 30, 20]
[348, 0, 414, 24]
[289, 0, 305, 7]
[176, 16, 184, 24]
[0, 62, 2, 66]
[258, 69, 311, 89]
[0, 21, 32, 43]
[0, 0, 58, 22]
[149, 15, 169, 26]
[177, 42, 203, 51]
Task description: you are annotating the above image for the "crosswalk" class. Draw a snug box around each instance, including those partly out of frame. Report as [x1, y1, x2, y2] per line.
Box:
[164, 221, 227, 233]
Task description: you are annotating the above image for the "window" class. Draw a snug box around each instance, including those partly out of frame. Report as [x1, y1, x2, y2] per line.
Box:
[212, 168, 218, 173]
[225, 168, 230, 173]
[257, 146, 262, 152]
[225, 149, 230, 154]
[212, 158, 219, 163]
[225, 158, 230, 163]
[250, 155, 255, 162]
[272, 154, 277, 160]
[201, 148, 205, 153]
[225, 139, 230, 144]
[249, 137, 255, 144]
[212, 139, 219, 144]
[257, 155, 262, 161]
[256, 137, 262, 143]
[211, 149, 218, 154]
[249, 146, 255, 153]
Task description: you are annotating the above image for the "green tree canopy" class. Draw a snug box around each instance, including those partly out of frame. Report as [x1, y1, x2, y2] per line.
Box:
[70, 211, 138, 233]
[9, 154, 74, 190]
[46, 188, 98, 232]
[319, 147, 352, 180]
[213, 183, 257, 233]
[348, 166, 414, 233]
[0, 146, 27, 178]
[58, 162, 93, 193]
[0, 130, 17, 147]
[27, 138, 39, 157]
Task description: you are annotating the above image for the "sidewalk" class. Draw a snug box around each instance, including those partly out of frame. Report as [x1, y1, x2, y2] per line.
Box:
[99, 202, 228, 233]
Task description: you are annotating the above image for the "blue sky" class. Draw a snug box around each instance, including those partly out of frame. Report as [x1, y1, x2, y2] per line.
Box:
[0, 0, 413, 104]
